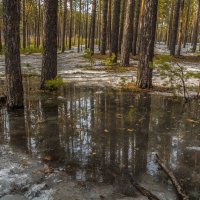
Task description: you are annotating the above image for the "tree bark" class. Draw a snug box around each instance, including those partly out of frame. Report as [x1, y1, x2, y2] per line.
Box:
[22, 0, 26, 49]
[170, 0, 181, 56]
[110, 0, 121, 62]
[118, 0, 126, 53]
[3, 0, 24, 109]
[40, 0, 58, 89]
[183, 0, 190, 48]
[132, 0, 141, 56]
[61, 0, 67, 52]
[89, 0, 97, 54]
[100, 0, 108, 55]
[192, 0, 200, 53]
[121, 0, 135, 66]
[69, 0, 73, 49]
[137, 0, 158, 89]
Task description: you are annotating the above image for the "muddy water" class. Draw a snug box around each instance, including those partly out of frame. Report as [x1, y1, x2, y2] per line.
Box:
[0, 79, 200, 199]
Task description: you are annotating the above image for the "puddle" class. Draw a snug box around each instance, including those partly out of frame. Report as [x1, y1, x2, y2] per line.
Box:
[0, 78, 200, 199]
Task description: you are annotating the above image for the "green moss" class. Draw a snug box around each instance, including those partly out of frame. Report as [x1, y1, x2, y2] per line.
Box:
[44, 77, 64, 91]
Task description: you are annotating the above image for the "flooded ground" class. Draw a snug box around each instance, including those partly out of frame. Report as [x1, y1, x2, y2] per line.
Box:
[0, 77, 200, 199]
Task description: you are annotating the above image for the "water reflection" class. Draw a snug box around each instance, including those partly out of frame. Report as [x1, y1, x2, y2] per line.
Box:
[0, 84, 200, 198]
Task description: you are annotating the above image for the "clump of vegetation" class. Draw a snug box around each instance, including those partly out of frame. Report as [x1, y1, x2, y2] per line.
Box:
[154, 57, 200, 102]
[44, 77, 64, 91]
[83, 49, 94, 67]
[20, 46, 43, 54]
[105, 53, 116, 66]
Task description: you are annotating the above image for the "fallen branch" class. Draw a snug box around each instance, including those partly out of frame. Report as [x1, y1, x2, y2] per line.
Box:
[125, 172, 161, 200]
[155, 154, 189, 200]
[108, 166, 161, 200]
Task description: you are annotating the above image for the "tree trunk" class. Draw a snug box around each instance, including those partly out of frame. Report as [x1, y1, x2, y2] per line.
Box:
[89, 0, 97, 54]
[85, 0, 89, 49]
[69, 0, 73, 49]
[22, 0, 26, 49]
[118, 0, 126, 53]
[78, 0, 82, 52]
[192, 0, 200, 53]
[3, 0, 24, 109]
[132, 0, 141, 56]
[100, 0, 108, 55]
[111, 0, 121, 62]
[170, 0, 181, 56]
[137, 0, 158, 89]
[37, 0, 41, 48]
[121, 0, 134, 66]
[61, 0, 67, 52]
[183, 0, 190, 48]
[167, 1, 174, 49]
[40, 0, 58, 89]
[177, 0, 185, 56]
[107, 0, 112, 53]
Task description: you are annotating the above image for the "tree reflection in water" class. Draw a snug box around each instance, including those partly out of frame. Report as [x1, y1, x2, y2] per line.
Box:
[0, 83, 199, 198]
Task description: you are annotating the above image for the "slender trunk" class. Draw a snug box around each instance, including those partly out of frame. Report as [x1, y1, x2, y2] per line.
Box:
[170, 0, 181, 56]
[132, 0, 141, 56]
[100, 0, 108, 55]
[183, 0, 190, 48]
[192, 0, 200, 52]
[118, 0, 126, 53]
[78, 0, 82, 52]
[107, 0, 112, 53]
[121, 0, 134, 66]
[3, 0, 24, 109]
[111, 0, 121, 62]
[167, 1, 174, 49]
[40, 0, 58, 89]
[89, 0, 97, 54]
[61, 0, 67, 52]
[37, 0, 41, 48]
[177, 0, 185, 56]
[85, 0, 89, 49]
[69, 0, 73, 49]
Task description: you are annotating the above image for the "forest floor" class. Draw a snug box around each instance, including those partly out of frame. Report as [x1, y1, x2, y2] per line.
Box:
[0, 43, 200, 92]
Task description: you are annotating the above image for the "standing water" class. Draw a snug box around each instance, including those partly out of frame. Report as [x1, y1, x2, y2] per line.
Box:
[0, 77, 200, 200]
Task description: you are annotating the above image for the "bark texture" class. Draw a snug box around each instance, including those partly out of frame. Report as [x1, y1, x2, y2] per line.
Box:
[89, 0, 97, 54]
[170, 0, 181, 56]
[137, 0, 158, 89]
[40, 0, 58, 89]
[111, 0, 121, 62]
[3, 0, 24, 109]
[121, 0, 135, 66]
[100, 0, 108, 55]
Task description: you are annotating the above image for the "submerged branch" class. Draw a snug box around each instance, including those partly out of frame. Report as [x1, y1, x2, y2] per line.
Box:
[155, 154, 189, 200]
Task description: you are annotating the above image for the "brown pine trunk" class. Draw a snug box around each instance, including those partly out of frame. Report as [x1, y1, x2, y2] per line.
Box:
[69, 0, 73, 49]
[167, 1, 174, 49]
[192, 0, 200, 52]
[107, 0, 112, 53]
[85, 0, 89, 49]
[61, 0, 67, 53]
[78, 0, 82, 52]
[170, 0, 181, 56]
[177, 0, 185, 56]
[3, 0, 24, 109]
[137, 0, 158, 89]
[110, 0, 121, 62]
[132, 0, 141, 56]
[118, 0, 126, 53]
[36, 0, 41, 48]
[100, 0, 108, 55]
[183, 0, 190, 48]
[22, 0, 26, 49]
[40, 0, 58, 89]
[89, 0, 97, 54]
[121, 0, 135, 66]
